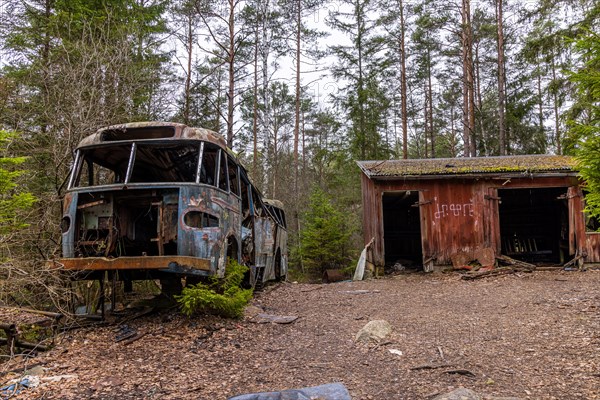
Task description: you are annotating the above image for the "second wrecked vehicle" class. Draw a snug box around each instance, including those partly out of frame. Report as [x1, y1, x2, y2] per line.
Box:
[53, 122, 287, 290]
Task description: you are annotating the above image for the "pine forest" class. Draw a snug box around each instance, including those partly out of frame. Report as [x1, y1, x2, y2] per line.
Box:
[0, 0, 598, 292]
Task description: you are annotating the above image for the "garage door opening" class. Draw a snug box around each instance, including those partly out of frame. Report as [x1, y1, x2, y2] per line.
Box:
[382, 191, 423, 268]
[498, 187, 568, 264]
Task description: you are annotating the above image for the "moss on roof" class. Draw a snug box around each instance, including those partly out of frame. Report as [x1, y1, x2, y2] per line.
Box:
[357, 155, 576, 179]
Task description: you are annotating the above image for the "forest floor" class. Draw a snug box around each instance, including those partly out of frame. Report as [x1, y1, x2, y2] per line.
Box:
[1, 270, 599, 400]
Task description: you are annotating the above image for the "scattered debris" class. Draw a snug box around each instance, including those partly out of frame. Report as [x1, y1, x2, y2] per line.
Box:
[122, 332, 146, 345]
[255, 313, 299, 324]
[355, 320, 392, 343]
[322, 269, 346, 283]
[41, 375, 77, 383]
[340, 290, 381, 295]
[353, 237, 374, 281]
[388, 349, 403, 356]
[496, 255, 535, 270]
[116, 306, 155, 325]
[0, 376, 40, 398]
[300, 286, 323, 293]
[243, 305, 264, 319]
[114, 325, 137, 342]
[563, 254, 584, 270]
[445, 369, 476, 377]
[461, 256, 536, 280]
[390, 262, 406, 272]
[0, 322, 51, 352]
[228, 382, 351, 400]
[410, 363, 453, 371]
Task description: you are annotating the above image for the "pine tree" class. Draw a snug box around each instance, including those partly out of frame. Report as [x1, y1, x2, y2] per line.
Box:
[328, 0, 391, 160]
[379, 0, 411, 159]
[298, 188, 351, 275]
[195, 0, 253, 148]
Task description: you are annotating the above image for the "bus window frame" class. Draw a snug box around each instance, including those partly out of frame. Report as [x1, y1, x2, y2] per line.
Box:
[195, 142, 205, 184]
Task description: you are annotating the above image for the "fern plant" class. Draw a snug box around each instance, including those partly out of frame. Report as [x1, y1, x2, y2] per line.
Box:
[177, 260, 253, 318]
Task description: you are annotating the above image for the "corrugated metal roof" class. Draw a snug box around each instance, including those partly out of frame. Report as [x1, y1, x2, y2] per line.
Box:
[357, 155, 577, 179]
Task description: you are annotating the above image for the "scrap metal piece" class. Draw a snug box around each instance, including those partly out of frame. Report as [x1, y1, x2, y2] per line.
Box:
[228, 382, 351, 400]
[255, 313, 298, 324]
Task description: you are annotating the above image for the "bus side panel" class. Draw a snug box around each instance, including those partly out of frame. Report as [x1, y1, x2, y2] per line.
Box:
[255, 217, 276, 280]
[61, 192, 79, 258]
[277, 228, 288, 278]
[178, 186, 241, 277]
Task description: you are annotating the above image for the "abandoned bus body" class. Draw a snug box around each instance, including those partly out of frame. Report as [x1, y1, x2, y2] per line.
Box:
[53, 122, 287, 286]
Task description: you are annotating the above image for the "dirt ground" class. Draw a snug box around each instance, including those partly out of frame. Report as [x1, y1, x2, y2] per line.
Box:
[1, 270, 599, 400]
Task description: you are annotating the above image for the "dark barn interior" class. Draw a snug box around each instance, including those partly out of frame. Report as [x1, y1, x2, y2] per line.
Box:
[382, 191, 422, 267]
[498, 187, 568, 264]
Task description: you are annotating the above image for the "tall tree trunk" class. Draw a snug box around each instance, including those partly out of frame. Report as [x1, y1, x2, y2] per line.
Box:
[399, 0, 408, 159]
[183, 12, 193, 125]
[227, 0, 235, 147]
[216, 69, 223, 135]
[356, 1, 366, 159]
[252, 19, 259, 173]
[461, 0, 471, 157]
[537, 62, 544, 140]
[475, 44, 487, 155]
[272, 121, 278, 198]
[450, 102, 457, 156]
[496, 0, 506, 155]
[424, 85, 429, 158]
[294, 0, 301, 193]
[261, 0, 271, 157]
[302, 108, 307, 170]
[551, 54, 561, 154]
[427, 46, 435, 158]
[41, 0, 53, 137]
[466, 3, 476, 157]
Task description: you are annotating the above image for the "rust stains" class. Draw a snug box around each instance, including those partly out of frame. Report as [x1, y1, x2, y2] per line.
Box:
[51, 256, 211, 271]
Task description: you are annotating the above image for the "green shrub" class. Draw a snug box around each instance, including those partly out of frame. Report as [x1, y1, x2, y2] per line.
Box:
[176, 260, 253, 318]
[297, 188, 351, 275]
[0, 130, 36, 235]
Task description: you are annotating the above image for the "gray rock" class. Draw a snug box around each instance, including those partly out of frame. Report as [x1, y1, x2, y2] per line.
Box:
[355, 320, 392, 343]
[432, 388, 481, 400]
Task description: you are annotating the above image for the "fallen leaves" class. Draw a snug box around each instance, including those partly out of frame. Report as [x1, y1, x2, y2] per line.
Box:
[0, 271, 598, 399]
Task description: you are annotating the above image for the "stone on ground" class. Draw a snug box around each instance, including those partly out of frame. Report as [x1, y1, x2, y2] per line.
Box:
[355, 320, 392, 343]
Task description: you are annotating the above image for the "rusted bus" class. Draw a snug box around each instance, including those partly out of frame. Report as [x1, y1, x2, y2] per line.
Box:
[52, 122, 287, 286]
[358, 155, 598, 270]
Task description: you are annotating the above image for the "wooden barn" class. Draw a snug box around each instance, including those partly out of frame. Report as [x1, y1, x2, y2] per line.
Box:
[358, 155, 600, 272]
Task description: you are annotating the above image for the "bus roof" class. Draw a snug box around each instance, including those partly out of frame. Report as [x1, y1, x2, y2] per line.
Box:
[77, 121, 228, 150]
[263, 199, 284, 209]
